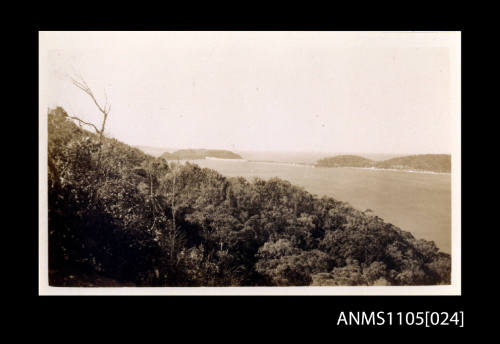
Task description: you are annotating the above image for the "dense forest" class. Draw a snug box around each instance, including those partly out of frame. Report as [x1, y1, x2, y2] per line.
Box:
[161, 149, 243, 160]
[48, 107, 451, 287]
[316, 154, 451, 173]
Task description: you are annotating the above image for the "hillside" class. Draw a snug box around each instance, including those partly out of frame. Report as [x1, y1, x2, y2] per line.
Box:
[48, 107, 451, 287]
[316, 154, 451, 173]
[161, 149, 243, 160]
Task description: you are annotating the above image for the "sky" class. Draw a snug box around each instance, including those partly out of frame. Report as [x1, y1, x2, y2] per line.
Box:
[40, 31, 460, 154]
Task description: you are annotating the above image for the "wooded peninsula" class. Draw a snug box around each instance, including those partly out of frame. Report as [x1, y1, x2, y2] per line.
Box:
[315, 154, 451, 173]
[161, 149, 243, 160]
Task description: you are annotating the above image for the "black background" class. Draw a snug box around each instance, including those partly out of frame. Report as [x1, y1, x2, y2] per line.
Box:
[13, 3, 480, 335]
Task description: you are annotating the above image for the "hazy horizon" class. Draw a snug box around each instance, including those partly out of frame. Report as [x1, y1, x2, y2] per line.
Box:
[134, 143, 450, 156]
[41, 31, 459, 155]
[132, 144, 450, 166]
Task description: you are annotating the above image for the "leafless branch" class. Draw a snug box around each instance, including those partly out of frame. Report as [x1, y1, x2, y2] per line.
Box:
[64, 115, 100, 134]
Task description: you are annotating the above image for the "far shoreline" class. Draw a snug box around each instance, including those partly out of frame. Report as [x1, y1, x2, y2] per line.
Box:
[173, 157, 452, 175]
[332, 166, 452, 175]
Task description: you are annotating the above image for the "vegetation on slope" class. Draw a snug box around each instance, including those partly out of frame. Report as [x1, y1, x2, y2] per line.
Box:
[48, 107, 451, 287]
[316, 154, 451, 173]
[161, 149, 243, 160]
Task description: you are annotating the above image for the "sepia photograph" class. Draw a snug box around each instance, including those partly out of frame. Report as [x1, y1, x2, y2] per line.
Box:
[39, 31, 461, 295]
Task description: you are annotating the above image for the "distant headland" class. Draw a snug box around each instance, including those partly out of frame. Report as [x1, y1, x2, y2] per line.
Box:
[315, 154, 451, 173]
[160, 149, 243, 160]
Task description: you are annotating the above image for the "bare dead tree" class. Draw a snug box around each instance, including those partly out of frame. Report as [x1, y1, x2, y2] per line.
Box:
[169, 161, 180, 265]
[171, 162, 178, 232]
[65, 74, 112, 204]
[69, 75, 112, 168]
[146, 162, 157, 231]
[69, 74, 111, 141]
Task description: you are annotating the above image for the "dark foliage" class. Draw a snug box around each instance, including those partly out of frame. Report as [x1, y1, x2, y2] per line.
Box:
[48, 108, 451, 286]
